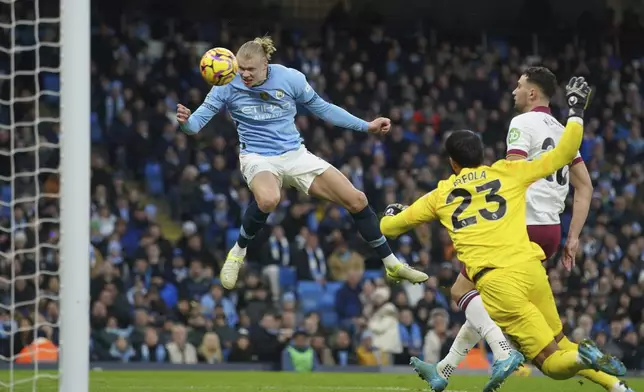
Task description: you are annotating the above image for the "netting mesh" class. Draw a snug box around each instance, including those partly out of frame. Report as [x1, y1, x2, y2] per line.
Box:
[0, 0, 62, 389]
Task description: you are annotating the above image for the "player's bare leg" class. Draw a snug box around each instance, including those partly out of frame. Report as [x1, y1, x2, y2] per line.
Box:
[554, 332, 634, 392]
[308, 166, 427, 284]
[450, 272, 477, 301]
[221, 171, 280, 289]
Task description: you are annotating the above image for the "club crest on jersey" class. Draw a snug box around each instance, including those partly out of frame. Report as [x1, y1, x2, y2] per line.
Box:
[275, 90, 285, 99]
[508, 128, 521, 143]
[259, 92, 270, 101]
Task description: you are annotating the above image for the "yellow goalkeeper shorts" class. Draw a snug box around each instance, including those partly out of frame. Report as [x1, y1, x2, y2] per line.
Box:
[475, 260, 563, 361]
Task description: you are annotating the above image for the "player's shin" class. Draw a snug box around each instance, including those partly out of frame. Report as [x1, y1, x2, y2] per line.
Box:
[351, 205, 399, 269]
[460, 291, 511, 361]
[236, 201, 270, 249]
[558, 336, 623, 391]
[437, 320, 481, 379]
[223, 201, 269, 290]
[541, 350, 586, 380]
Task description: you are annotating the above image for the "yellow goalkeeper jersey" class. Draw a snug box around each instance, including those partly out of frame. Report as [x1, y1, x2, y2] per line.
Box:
[380, 119, 583, 279]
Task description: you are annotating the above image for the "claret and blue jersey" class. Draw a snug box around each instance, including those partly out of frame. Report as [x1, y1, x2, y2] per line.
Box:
[181, 64, 369, 156]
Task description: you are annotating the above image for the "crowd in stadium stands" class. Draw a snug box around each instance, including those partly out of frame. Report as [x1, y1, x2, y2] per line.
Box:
[0, 1, 643, 370]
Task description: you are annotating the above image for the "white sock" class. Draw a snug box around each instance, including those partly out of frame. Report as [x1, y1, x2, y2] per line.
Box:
[611, 381, 628, 392]
[463, 293, 511, 361]
[231, 243, 246, 256]
[382, 254, 399, 269]
[437, 320, 481, 379]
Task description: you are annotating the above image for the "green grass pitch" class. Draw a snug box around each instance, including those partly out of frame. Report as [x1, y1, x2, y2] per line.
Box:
[1, 371, 643, 391]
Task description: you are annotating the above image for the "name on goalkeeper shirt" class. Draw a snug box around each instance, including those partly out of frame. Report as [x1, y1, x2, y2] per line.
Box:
[453, 170, 487, 187]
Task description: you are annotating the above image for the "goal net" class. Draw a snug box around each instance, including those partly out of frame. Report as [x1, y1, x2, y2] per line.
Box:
[0, 0, 89, 390]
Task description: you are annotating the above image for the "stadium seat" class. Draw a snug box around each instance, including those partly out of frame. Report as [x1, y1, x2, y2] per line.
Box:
[297, 281, 324, 295]
[297, 281, 324, 313]
[306, 213, 319, 233]
[320, 310, 339, 328]
[300, 299, 319, 314]
[225, 228, 240, 250]
[325, 281, 343, 296]
[279, 267, 297, 291]
[318, 291, 335, 310]
[363, 269, 383, 281]
[144, 162, 164, 196]
[41, 73, 60, 104]
[0, 186, 11, 219]
[90, 112, 103, 143]
[317, 282, 343, 311]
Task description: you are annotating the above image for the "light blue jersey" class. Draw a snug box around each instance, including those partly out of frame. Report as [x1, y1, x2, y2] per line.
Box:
[181, 64, 369, 156]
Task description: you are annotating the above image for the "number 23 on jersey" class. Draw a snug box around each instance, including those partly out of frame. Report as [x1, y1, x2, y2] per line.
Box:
[446, 179, 508, 230]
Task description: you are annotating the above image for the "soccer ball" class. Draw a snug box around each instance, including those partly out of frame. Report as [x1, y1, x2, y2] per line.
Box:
[199, 47, 238, 86]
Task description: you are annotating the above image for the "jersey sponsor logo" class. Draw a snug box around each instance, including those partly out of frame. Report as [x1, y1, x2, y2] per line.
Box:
[507, 128, 521, 144]
[240, 103, 292, 120]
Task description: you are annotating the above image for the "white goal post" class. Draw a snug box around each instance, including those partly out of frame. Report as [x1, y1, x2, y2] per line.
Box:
[59, 0, 90, 390]
[0, 0, 89, 389]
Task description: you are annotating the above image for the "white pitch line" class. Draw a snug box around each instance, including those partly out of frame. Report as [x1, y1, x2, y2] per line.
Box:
[90, 385, 469, 392]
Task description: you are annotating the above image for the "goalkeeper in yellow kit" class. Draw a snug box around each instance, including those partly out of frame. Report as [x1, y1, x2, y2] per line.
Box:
[380, 77, 626, 391]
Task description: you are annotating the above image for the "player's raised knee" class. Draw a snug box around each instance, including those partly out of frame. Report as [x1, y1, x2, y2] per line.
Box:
[255, 191, 280, 213]
[345, 190, 368, 214]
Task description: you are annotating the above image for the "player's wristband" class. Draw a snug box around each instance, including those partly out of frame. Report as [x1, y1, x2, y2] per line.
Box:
[566, 116, 584, 126]
[567, 108, 584, 119]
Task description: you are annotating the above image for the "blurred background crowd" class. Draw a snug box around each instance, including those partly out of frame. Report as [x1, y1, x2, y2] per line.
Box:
[0, 0, 643, 371]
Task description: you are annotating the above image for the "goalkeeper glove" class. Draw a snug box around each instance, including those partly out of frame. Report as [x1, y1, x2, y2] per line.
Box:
[565, 76, 592, 119]
[384, 203, 408, 217]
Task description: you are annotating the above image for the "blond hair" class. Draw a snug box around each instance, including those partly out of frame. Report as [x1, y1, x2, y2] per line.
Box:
[198, 332, 222, 363]
[237, 36, 277, 61]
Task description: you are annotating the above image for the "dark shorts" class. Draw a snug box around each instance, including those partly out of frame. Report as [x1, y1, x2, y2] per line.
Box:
[526, 224, 562, 261]
[460, 224, 561, 281]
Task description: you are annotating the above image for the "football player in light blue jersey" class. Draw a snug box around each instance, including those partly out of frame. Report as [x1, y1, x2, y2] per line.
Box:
[177, 36, 428, 290]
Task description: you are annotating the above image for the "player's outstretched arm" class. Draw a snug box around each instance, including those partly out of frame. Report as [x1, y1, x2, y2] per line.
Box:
[177, 87, 226, 135]
[380, 191, 438, 238]
[305, 98, 391, 135]
[290, 69, 390, 135]
[516, 77, 592, 185]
